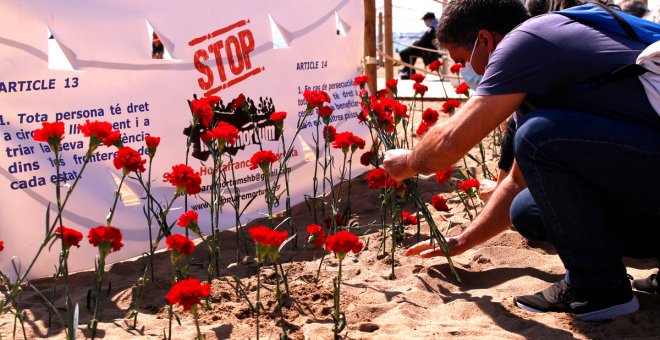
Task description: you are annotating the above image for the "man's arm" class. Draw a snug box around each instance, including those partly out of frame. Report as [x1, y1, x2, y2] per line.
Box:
[383, 93, 526, 180]
[406, 161, 527, 257]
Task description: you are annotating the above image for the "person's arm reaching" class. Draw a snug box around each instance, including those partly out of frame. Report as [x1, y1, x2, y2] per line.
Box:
[406, 161, 527, 257]
[383, 93, 526, 180]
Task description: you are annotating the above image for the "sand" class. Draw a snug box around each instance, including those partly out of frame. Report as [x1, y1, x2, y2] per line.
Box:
[1, 96, 659, 339]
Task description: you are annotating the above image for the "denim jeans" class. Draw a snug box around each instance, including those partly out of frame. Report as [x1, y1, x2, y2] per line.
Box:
[513, 109, 660, 291]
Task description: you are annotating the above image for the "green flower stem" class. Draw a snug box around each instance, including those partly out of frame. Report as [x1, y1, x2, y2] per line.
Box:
[274, 262, 287, 339]
[256, 263, 262, 340]
[90, 254, 107, 340]
[192, 304, 204, 340]
[106, 174, 127, 226]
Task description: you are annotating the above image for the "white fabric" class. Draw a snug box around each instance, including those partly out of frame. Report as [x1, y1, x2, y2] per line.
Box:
[637, 40, 660, 116]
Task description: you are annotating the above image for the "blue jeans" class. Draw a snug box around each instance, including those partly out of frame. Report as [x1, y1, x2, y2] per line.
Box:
[513, 109, 660, 291]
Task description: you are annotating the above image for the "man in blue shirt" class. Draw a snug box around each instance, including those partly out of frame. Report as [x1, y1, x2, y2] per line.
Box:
[383, 0, 659, 321]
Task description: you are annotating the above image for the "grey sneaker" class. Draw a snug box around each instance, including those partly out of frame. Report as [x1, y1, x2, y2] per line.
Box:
[633, 273, 659, 294]
[514, 278, 639, 322]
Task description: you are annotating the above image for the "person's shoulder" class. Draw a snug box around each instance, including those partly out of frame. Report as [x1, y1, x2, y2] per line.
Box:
[514, 13, 573, 34]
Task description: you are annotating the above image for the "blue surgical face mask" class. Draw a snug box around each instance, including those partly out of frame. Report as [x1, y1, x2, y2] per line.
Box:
[460, 38, 489, 90]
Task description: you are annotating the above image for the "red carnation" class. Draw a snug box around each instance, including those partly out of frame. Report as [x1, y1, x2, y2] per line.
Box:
[249, 226, 289, 262]
[354, 75, 369, 87]
[306, 224, 325, 248]
[435, 166, 453, 184]
[249, 150, 279, 172]
[270, 111, 287, 122]
[145, 135, 160, 158]
[422, 108, 439, 125]
[303, 89, 331, 109]
[324, 213, 346, 229]
[366, 168, 388, 189]
[455, 82, 469, 95]
[78, 120, 112, 151]
[190, 96, 220, 127]
[416, 121, 429, 136]
[360, 151, 375, 167]
[386, 78, 398, 90]
[429, 59, 442, 72]
[431, 195, 449, 212]
[55, 226, 83, 249]
[232, 93, 246, 110]
[441, 100, 461, 114]
[177, 210, 201, 235]
[164, 164, 202, 195]
[332, 132, 365, 153]
[318, 105, 334, 120]
[450, 63, 463, 74]
[113, 146, 146, 175]
[88, 226, 123, 256]
[458, 178, 480, 192]
[413, 83, 428, 97]
[325, 230, 363, 261]
[33, 122, 65, 151]
[400, 211, 418, 226]
[410, 73, 425, 83]
[0, 240, 3, 252]
[208, 122, 240, 149]
[323, 125, 337, 142]
[165, 278, 211, 311]
[103, 130, 122, 148]
[166, 234, 195, 257]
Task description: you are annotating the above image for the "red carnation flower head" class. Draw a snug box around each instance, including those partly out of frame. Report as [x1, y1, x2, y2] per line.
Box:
[435, 166, 454, 185]
[400, 211, 418, 226]
[190, 96, 220, 128]
[303, 89, 331, 111]
[331, 131, 364, 154]
[88, 226, 123, 257]
[441, 100, 461, 114]
[55, 226, 83, 249]
[410, 73, 425, 83]
[145, 135, 160, 158]
[165, 278, 211, 311]
[103, 130, 123, 149]
[164, 164, 202, 195]
[354, 75, 369, 88]
[366, 168, 388, 189]
[325, 230, 363, 261]
[428, 59, 442, 72]
[113, 146, 146, 175]
[431, 195, 449, 212]
[78, 120, 113, 153]
[33, 122, 65, 152]
[458, 178, 480, 195]
[385, 78, 398, 91]
[416, 121, 429, 136]
[455, 82, 469, 96]
[422, 108, 440, 125]
[450, 63, 463, 74]
[0, 240, 3, 252]
[249, 150, 279, 174]
[323, 125, 337, 143]
[232, 93, 246, 111]
[177, 210, 201, 236]
[270, 111, 287, 131]
[413, 82, 428, 97]
[376, 88, 390, 99]
[208, 121, 240, 152]
[360, 151, 375, 167]
[166, 234, 195, 263]
[317, 105, 334, 124]
[306, 224, 325, 248]
[248, 226, 289, 262]
[201, 131, 213, 144]
[324, 213, 346, 230]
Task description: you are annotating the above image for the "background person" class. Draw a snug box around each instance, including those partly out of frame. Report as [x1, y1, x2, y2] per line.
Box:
[398, 12, 440, 79]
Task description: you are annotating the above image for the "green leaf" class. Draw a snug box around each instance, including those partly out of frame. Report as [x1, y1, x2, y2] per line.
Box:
[278, 234, 297, 253]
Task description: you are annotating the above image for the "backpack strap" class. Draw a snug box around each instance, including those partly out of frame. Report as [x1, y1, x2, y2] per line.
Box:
[573, 63, 648, 89]
[592, 2, 639, 41]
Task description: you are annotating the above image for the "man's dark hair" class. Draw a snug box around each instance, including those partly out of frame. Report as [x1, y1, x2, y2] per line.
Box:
[524, 0, 584, 17]
[436, 0, 530, 48]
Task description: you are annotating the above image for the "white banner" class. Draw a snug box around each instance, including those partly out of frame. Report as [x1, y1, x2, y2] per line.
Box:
[0, 0, 367, 279]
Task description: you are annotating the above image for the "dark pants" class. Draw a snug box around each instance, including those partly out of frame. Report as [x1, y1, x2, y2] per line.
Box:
[399, 47, 438, 76]
[512, 109, 660, 291]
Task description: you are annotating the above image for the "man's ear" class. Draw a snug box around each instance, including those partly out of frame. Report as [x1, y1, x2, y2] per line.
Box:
[476, 29, 496, 53]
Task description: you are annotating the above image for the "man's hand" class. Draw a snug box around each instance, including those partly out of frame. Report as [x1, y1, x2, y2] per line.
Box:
[404, 237, 462, 258]
[383, 149, 417, 181]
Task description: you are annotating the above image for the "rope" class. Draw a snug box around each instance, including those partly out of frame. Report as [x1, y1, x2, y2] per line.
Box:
[393, 40, 443, 54]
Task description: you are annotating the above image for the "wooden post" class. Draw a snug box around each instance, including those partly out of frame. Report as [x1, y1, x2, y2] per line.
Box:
[384, 0, 393, 81]
[364, 0, 377, 94]
[378, 12, 383, 67]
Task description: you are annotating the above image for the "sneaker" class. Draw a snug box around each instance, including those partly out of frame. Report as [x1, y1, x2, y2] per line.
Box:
[633, 272, 659, 294]
[514, 278, 639, 322]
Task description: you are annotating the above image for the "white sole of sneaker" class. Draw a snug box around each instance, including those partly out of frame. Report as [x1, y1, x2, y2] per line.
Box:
[515, 296, 640, 322]
[576, 295, 639, 322]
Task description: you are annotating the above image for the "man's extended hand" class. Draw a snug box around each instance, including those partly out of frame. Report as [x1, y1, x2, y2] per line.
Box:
[382, 149, 417, 181]
[404, 237, 462, 258]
